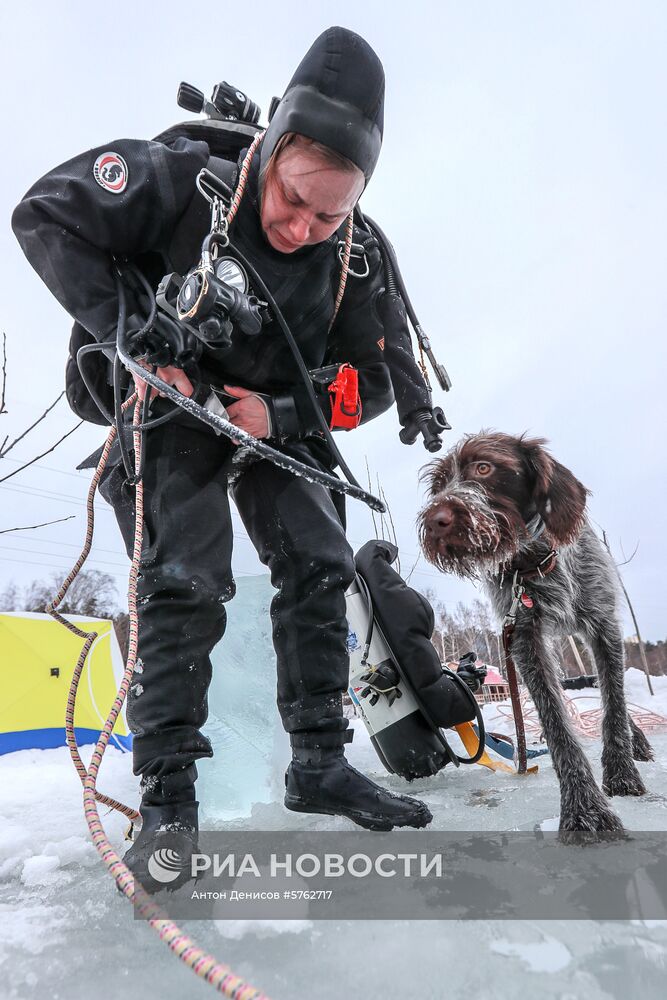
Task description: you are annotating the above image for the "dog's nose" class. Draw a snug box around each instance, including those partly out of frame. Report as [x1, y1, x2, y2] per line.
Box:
[425, 507, 455, 538]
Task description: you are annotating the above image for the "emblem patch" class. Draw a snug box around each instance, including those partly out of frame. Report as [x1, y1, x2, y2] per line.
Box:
[93, 152, 129, 194]
[346, 629, 361, 653]
[377, 337, 385, 351]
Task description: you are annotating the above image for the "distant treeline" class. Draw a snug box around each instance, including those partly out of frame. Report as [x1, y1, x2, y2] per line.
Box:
[2, 571, 663, 677]
[422, 589, 667, 678]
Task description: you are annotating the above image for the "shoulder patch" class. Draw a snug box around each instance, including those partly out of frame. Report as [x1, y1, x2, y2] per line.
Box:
[93, 152, 129, 194]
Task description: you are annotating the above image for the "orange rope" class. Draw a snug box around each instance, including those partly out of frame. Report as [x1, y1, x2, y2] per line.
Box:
[488, 690, 667, 742]
[330, 212, 355, 329]
[226, 130, 265, 227]
[48, 396, 272, 1000]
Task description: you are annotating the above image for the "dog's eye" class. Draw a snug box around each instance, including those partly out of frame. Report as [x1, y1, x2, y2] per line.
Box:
[476, 462, 492, 475]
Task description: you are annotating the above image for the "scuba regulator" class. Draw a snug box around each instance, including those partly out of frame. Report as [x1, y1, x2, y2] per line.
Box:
[156, 231, 266, 358]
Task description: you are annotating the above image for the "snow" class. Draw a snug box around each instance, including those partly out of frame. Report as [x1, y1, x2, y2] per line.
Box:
[489, 935, 573, 972]
[1, 661, 667, 998]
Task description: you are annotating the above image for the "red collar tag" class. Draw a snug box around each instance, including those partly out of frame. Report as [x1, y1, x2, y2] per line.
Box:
[521, 593, 534, 609]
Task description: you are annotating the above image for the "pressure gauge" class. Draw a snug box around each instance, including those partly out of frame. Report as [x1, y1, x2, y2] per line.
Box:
[214, 257, 248, 293]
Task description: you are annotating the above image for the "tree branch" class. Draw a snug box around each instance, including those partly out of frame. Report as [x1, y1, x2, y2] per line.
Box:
[0, 391, 65, 458]
[0, 515, 76, 535]
[0, 421, 83, 484]
[618, 539, 640, 567]
[404, 550, 421, 584]
[0, 333, 7, 416]
[601, 529, 654, 696]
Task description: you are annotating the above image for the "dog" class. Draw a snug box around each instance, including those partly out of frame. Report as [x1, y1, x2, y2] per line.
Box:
[418, 432, 653, 834]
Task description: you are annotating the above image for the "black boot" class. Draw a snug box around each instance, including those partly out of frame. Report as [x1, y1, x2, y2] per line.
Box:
[123, 764, 199, 894]
[285, 746, 433, 831]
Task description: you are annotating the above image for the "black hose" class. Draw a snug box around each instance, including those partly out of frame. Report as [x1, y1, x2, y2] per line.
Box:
[361, 213, 419, 331]
[76, 339, 117, 425]
[109, 259, 386, 509]
[224, 242, 363, 491]
[443, 668, 486, 765]
[360, 213, 451, 394]
[78, 339, 179, 433]
[355, 572, 375, 666]
[356, 208, 399, 297]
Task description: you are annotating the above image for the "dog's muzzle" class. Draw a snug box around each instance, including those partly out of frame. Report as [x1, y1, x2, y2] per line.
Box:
[418, 482, 510, 578]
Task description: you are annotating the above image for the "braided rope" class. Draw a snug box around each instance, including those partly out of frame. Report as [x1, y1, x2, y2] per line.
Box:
[47, 401, 139, 822]
[330, 212, 354, 330]
[47, 396, 271, 1000]
[225, 130, 265, 227]
[489, 691, 667, 742]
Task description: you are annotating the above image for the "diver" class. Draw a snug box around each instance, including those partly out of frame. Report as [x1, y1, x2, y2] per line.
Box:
[12, 26, 434, 891]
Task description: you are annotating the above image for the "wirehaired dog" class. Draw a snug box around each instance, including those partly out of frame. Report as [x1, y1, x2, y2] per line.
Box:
[418, 432, 653, 834]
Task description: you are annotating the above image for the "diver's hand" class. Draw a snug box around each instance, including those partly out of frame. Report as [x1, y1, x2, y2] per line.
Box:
[133, 363, 194, 403]
[224, 385, 272, 439]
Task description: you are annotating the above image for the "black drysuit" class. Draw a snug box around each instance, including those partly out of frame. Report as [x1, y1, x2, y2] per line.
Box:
[12, 135, 397, 778]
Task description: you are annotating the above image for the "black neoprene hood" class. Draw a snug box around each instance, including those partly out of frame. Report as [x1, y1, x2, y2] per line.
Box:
[260, 26, 385, 184]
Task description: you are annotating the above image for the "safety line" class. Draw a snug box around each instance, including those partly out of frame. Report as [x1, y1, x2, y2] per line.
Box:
[47, 397, 272, 1000]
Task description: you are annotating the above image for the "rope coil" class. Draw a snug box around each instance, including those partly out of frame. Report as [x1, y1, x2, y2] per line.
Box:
[48, 396, 271, 1000]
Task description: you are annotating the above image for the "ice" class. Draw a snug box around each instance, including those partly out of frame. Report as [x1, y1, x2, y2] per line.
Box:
[198, 575, 290, 823]
[490, 935, 573, 972]
[2, 646, 667, 998]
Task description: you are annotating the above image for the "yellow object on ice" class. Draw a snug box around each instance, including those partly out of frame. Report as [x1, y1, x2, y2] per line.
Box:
[0, 611, 130, 754]
[454, 721, 538, 774]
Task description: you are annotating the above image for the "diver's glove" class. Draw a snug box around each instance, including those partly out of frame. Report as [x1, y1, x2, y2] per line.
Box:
[360, 660, 403, 707]
[456, 651, 487, 693]
[130, 313, 203, 370]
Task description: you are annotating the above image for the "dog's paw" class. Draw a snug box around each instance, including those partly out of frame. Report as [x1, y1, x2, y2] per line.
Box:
[602, 764, 647, 798]
[559, 787, 626, 841]
[631, 728, 654, 763]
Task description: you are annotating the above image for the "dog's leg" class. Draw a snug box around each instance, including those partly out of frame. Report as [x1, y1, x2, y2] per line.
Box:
[589, 626, 650, 792]
[511, 624, 624, 833]
[628, 716, 654, 762]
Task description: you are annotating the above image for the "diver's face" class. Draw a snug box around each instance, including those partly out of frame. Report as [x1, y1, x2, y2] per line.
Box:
[260, 144, 364, 253]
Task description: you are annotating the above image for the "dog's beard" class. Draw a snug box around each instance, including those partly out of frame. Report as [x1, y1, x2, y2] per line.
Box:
[418, 484, 523, 580]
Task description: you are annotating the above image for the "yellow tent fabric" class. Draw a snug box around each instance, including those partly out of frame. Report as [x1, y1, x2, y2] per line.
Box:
[0, 612, 131, 754]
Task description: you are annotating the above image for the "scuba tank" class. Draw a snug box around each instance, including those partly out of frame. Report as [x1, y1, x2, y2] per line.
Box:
[347, 541, 486, 780]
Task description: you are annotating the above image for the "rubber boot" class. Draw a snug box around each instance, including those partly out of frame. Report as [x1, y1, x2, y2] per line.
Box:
[123, 764, 199, 894]
[285, 747, 433, 831]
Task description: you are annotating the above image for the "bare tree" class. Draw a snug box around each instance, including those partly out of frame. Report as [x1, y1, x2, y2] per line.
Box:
[601, 530, 654, 696]
[3, 570, 120, 619]
[0, 333, 7, 417]
[0, 333, 84, 539]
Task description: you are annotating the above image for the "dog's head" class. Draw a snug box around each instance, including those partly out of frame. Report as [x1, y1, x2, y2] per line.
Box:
[418, 432, 589, 578]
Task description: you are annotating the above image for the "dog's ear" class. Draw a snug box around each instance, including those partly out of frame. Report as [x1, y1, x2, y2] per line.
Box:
[520, 437, 589, 545]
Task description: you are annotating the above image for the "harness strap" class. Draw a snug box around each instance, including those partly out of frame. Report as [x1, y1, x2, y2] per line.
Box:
[502, 620, 530, 774]
[499, 552, 559, 776]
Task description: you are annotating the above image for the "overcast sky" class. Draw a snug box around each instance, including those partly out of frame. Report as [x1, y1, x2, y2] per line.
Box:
[2, 1, 666, 641]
